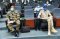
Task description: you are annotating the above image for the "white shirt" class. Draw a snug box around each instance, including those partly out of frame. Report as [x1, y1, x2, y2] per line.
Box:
[37, 9, 52, 19]
[34, 6, 41, 12]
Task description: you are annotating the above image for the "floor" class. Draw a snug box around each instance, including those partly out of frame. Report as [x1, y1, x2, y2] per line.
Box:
[0, 18, 60, 39]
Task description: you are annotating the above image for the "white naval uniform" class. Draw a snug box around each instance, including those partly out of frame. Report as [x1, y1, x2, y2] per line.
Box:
[38, 9, 57, 35]
[22, 0, 30, 4]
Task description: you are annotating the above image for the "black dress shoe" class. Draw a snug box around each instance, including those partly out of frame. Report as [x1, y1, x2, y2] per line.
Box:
[11, 31, 17, 37]
[15, 33, 19, 37]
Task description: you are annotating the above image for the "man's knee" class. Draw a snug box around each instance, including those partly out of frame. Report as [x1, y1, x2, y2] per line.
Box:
[16, 20, 20, 25]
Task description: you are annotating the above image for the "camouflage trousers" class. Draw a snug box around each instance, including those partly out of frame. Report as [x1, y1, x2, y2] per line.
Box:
[7, 20, 20, 32]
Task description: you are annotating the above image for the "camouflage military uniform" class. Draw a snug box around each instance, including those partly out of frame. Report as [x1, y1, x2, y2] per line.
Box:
[6, 10, 20, 32]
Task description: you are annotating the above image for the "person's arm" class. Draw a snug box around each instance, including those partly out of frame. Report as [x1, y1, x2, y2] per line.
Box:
[46, 10, 53, 20]
[37, 11, 41, 18]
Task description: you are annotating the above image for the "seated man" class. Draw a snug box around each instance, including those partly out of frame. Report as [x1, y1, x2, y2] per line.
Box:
[34, 4, 41, 18]
[38, 8, 57, 35]
[6, 6, 20, 37]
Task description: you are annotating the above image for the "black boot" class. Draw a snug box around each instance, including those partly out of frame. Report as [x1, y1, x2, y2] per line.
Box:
[14, 31, 19, 37]
[8, 29, 11, 32]
[16, 31, 19, 37]
[12, 31, 17, 37]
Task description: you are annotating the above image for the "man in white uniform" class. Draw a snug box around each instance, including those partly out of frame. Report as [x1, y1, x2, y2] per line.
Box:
[38, 8, 57, 35]
[34, 4, 41, 18]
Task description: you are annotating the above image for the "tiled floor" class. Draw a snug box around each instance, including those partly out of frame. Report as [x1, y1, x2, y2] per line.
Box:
[0, 22, 60, 39]
[0, 17, 60, 39]
[0, 29, 60, 39]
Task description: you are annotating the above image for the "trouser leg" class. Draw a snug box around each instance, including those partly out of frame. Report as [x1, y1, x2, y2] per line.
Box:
[35, 19, 38, 30]
[48, 17, 57, 35]
[16, 24, 20, 32]
[48, 19, 51, 35]
[38, 19, 41, 30]
[7, 23, 15, 32]
[50, 18, 57, 33]
[15, 21, 20, 37]
[16, 20, 20, 31]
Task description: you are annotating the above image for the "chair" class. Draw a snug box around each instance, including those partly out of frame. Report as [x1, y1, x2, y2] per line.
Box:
[52, 8, 60, 27]
[24, 9, 35, 28]
[24, 6, 33, 9]
[24, 9, 34, 19]
[52, 8, 60, 18]
[15, 3, 21, 6]
[47, 5, 56, 11]
[15, 6, 21, 12]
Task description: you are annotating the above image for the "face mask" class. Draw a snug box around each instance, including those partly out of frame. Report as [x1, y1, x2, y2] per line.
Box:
[10, 8, 14, 11]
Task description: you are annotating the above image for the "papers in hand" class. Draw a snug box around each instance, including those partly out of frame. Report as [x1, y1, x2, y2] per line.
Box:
[8, 21, 14, 23]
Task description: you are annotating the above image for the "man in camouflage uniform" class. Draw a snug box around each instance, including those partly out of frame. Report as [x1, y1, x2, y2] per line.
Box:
[6, 6, 20, 37]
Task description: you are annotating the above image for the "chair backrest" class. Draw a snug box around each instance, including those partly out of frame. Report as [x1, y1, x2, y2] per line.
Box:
[0, 3, 5, 9]
[52, 2, 59, 8]
[24, 6, 32, 9]
[15, 3, 21, 6]
[15, 6, 21, 12]
[47, 5, 56, 11]
[52, 8, 60, 18]
[24, 9, 34, 20]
